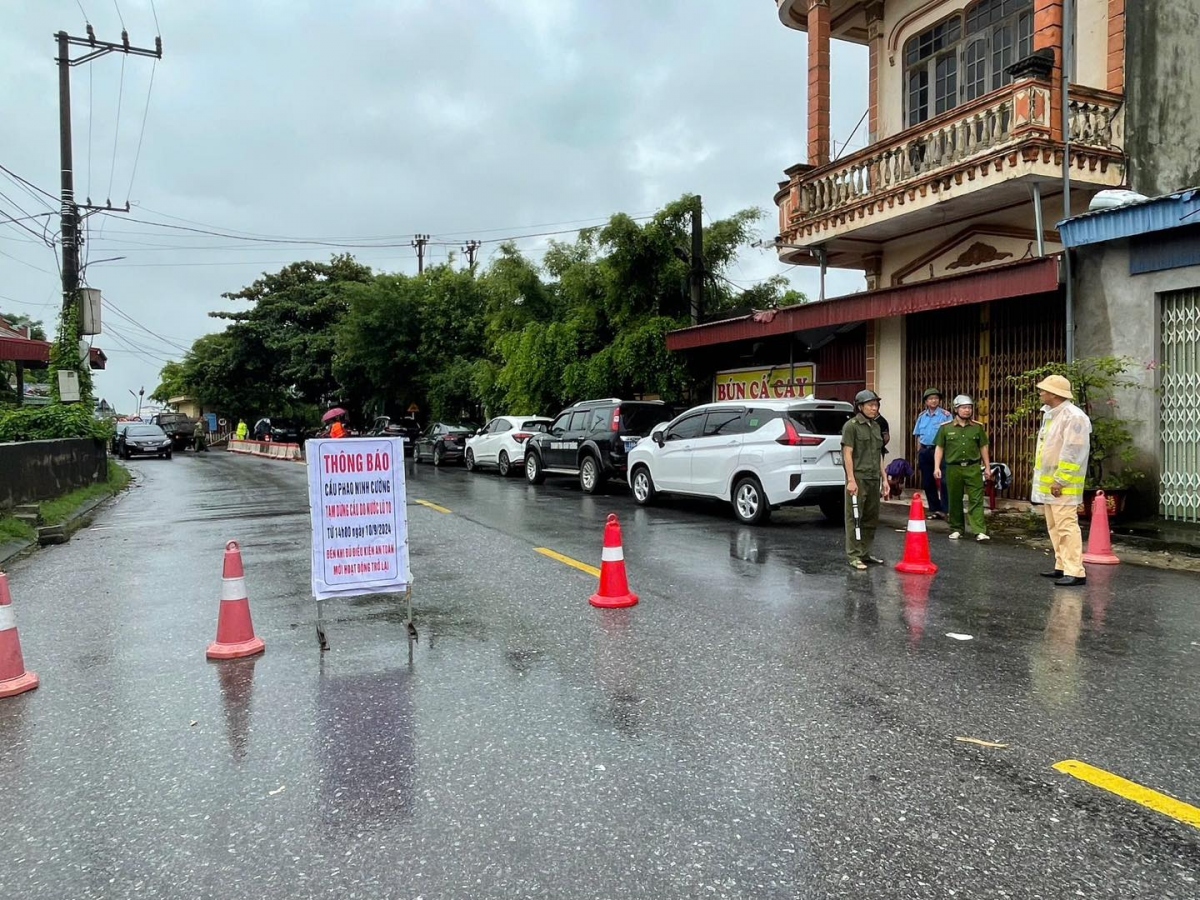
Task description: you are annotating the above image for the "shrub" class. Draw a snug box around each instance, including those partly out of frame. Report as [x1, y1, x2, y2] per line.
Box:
[0, 404, 112, 443]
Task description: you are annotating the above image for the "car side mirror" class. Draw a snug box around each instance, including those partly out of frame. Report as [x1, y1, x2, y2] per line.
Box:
[652, 429, 664, 446]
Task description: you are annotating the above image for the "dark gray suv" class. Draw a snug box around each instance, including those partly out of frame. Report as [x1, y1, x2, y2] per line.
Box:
[523, 398, 673, 494]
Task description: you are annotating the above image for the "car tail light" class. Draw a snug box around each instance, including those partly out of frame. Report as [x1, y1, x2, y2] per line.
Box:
[776, 420, 823, 446]
[611, 407, 621, 432]
[512, 432, 533, 443]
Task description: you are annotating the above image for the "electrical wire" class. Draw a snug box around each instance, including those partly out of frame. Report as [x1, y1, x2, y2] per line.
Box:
[149, 0, 161, 34]
[106, 54, 126, 203]
[101, 296, 193, 352]
[75, 0, 90, 23]
[125, 61, 156, 202]
[0, 164, 58, 204]
[111, 0, 126, 30]
[0, 245, 57, 276]
[87, 65, 94, 203]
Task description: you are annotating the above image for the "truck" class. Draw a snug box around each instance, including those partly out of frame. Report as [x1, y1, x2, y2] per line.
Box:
[151, 412, 197, 451]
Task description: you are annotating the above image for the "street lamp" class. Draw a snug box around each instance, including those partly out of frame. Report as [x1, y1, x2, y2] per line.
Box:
[128, 386, 144, 419]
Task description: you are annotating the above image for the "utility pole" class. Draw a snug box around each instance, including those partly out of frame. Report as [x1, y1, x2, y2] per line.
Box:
[463, 240, 481, 269]
[56, 27, 162, 322]
[412, 234, 430, 274]
[689, 195, 704, 325]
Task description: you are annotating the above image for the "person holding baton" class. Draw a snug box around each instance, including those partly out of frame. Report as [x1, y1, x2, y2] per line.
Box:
[841, 390, 891, 570]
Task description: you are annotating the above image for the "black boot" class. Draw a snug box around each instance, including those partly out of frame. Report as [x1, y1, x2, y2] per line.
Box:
[1040, 569, 1063, 578]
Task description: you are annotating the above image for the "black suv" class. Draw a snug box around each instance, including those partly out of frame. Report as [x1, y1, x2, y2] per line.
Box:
[524, 398, 673, 494]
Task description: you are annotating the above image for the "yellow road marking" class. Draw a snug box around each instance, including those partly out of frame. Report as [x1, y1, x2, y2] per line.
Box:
[1054, 759, 1200, 829]
[414, 499, 452, 515]
[535, 547, 600, 578]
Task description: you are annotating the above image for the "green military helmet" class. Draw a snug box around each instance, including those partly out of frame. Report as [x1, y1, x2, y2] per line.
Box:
[922, 387, 943, 401]
[854, 389, 881, 407]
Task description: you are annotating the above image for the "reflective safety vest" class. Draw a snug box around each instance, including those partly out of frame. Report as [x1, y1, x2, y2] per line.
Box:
[1031, 401, 1091, 506]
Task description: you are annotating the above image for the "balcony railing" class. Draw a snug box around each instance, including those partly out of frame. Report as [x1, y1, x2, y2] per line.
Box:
[782, 81, 1122, 226]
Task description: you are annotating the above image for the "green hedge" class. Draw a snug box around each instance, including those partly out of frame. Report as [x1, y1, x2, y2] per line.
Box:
[0, 404, 112, 443]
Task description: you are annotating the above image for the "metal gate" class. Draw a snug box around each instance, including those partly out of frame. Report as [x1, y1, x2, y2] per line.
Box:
[906, 293, 1064, 499]
[1160, 288, 1200, 523]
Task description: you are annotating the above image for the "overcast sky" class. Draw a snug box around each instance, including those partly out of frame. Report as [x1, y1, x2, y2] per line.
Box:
[1, 0, 868, 414]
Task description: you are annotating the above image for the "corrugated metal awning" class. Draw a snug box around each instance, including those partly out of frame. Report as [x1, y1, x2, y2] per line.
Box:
[667, 256, 1061, 352]
[1058, 188, 1200, 248]
[0, 335, 107, 370]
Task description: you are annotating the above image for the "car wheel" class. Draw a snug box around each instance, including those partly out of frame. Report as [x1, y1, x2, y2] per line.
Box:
[579, 455, 604, 494]
[818, 496, 842, 522]
[433, 444, 444, 467]
[498, 450, 512, 477]
[465, 448, 477, 472]
[631, 466, 656, 505]
[733, 476, 771, 525]
[525, 452, 545, 485]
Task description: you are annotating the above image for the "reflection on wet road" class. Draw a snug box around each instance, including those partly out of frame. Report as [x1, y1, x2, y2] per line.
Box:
[0, 452, 1196, 898]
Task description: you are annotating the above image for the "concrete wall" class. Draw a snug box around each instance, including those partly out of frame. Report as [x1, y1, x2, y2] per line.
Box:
[874, 316, 906, 448]
[1126, 0, 1200, 196]
[0, 438, 108, 511]
[1074, 0, 1110, 90]
[1074, 239, 1200, 509]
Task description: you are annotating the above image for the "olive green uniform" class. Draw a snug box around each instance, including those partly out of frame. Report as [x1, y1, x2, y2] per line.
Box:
[934, 421, 988, 535]
[841, 413, 886, 564]
[193, 420, 208, 452]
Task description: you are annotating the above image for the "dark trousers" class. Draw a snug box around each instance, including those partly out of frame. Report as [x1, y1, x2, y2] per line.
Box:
[917, 445, 949, 514]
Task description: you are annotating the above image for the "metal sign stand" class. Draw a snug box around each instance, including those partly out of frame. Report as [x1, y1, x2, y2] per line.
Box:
[315, 588, 415, 659]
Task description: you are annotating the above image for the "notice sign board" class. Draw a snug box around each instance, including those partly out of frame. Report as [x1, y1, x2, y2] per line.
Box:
[307, 437, 411, 601]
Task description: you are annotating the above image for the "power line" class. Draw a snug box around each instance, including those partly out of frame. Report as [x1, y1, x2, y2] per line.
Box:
[125, 60, 156, 202]
[75, 0, 89, 24]
[101, 296, 192, 352]
[111, 0, 126, 31]
[0, 164, 58, 204]
[0, 245, 57, 276]
[106, 54, 126, 203]
[149, 0, 161, 34]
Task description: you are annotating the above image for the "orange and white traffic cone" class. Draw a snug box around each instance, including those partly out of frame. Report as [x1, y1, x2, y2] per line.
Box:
[895, 495, 939, 575]
[1082, 490, 1120, 565]
[207, 541, 266, 660]
[0, 571, 39, 699]
[590, 514, 639, 609]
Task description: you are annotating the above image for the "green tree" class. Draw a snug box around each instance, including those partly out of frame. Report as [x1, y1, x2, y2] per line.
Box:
[149, 360, 189, 403]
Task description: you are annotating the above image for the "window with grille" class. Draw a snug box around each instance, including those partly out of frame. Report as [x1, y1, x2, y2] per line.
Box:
[904, 0, 1034, 124]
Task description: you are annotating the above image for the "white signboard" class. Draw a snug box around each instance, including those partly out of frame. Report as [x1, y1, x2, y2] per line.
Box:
[57, 370, 81, 402]
[306, 437, 411, 601]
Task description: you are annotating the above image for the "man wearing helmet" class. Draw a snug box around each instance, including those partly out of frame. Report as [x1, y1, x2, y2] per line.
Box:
[841, 389, 891, 569]
[912, 388, 952, 518]
[933, 395, 992, 541]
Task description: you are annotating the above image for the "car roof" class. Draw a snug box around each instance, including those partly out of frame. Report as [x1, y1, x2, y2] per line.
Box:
[496, 414, 551, 423]
[568, 398, 667, 408]
[684, 398, 854, 412]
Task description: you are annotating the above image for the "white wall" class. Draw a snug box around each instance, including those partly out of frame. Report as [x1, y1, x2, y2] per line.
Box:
[875, 316, 907, 448]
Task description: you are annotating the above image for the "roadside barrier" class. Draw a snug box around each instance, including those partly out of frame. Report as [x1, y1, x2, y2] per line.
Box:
[1082, 490, 1121, 566]
[227, 439, 303, 461]
[0, 571, 38, 698]
[590, 514, 639, 609]
[206, 541, 266, 660]
[895, 495, 939, 575]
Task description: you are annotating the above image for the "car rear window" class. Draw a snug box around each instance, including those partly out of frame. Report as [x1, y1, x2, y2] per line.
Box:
[128, 426, 165, 437]
[617, 404, 668, 437]
[788, 409, 854, 435]
[521, 420, 551, 432]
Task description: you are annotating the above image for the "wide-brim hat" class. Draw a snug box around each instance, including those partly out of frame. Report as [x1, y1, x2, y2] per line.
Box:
[922, 387, 943, 400]
[1036, 374, 1073, 400]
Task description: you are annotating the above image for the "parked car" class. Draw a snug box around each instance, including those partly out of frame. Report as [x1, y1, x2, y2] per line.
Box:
[369, 416, 422, 454]
[115, 423, 175, 460]
[269, 420, 310, 445]
[150, 412, 195, 451]
[413, 422, 478, 466]
[465, 416, 553, 476]
[523, 398, 674, 494]
[110, 421, 132, 455]
[626, 398, 855, 525]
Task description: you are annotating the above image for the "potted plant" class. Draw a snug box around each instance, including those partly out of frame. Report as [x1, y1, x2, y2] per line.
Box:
[1008, 356, 1151, 521]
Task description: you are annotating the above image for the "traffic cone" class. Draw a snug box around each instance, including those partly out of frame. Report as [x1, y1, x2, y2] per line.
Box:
[1082, 490, 1120, 565]
[895, 495, 939, 575]
[590, 514, 639, 609]
[0, 572, 39, 699]
[207, 541, 266, 660]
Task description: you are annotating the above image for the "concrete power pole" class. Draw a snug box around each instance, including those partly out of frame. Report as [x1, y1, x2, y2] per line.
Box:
[56, 27, 162, 321]
[689, 195, 704, 325]
[412, 234, 430, 274]
[463, 240, 481, 269]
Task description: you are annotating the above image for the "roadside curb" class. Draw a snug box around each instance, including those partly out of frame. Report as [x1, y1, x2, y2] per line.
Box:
[0, 486, 127, 568]
[0, 538, 35, 569]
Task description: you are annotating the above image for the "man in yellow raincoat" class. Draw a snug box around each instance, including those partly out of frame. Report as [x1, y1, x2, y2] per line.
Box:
[1032, 374, 1092, 586]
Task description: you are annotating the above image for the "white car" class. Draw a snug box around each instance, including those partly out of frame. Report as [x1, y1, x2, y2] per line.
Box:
[626, 398, 855, 525]
[465, 415, 554, 477]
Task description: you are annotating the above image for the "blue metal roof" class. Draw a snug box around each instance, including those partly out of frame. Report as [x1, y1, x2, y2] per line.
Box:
[1057, 188, 1200, 248]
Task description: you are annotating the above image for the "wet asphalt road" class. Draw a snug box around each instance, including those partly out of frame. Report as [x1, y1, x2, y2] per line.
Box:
[1, 450, 1198, 899]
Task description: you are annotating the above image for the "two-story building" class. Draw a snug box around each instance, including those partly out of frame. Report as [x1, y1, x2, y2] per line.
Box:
[668, 0, 1199, 505]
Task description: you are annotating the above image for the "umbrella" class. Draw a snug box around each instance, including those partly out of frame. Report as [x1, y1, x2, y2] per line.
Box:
[322, 407, 347, 423]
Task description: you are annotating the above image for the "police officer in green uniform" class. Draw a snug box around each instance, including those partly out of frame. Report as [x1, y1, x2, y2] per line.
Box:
[933, 395, 992, 541]
[841, 390, 891, 570]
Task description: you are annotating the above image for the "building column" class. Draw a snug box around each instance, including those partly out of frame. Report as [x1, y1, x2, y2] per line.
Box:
[875, 317, 906, 447]
[1106, 0, 1125, 92]
[865, 1, 885, 143]
[807, 0, 831, 166]
[1034, 0, 1065, 141]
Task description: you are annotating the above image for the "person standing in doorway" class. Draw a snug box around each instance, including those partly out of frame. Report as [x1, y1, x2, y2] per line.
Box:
[841, 390, 891, 570]
[1032, 374, 1092, 586]
[933, 395, 992, 541]
[912, 388, 952, 518]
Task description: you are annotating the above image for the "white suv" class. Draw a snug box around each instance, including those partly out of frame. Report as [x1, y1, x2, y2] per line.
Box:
[626, 398, 854, 525]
